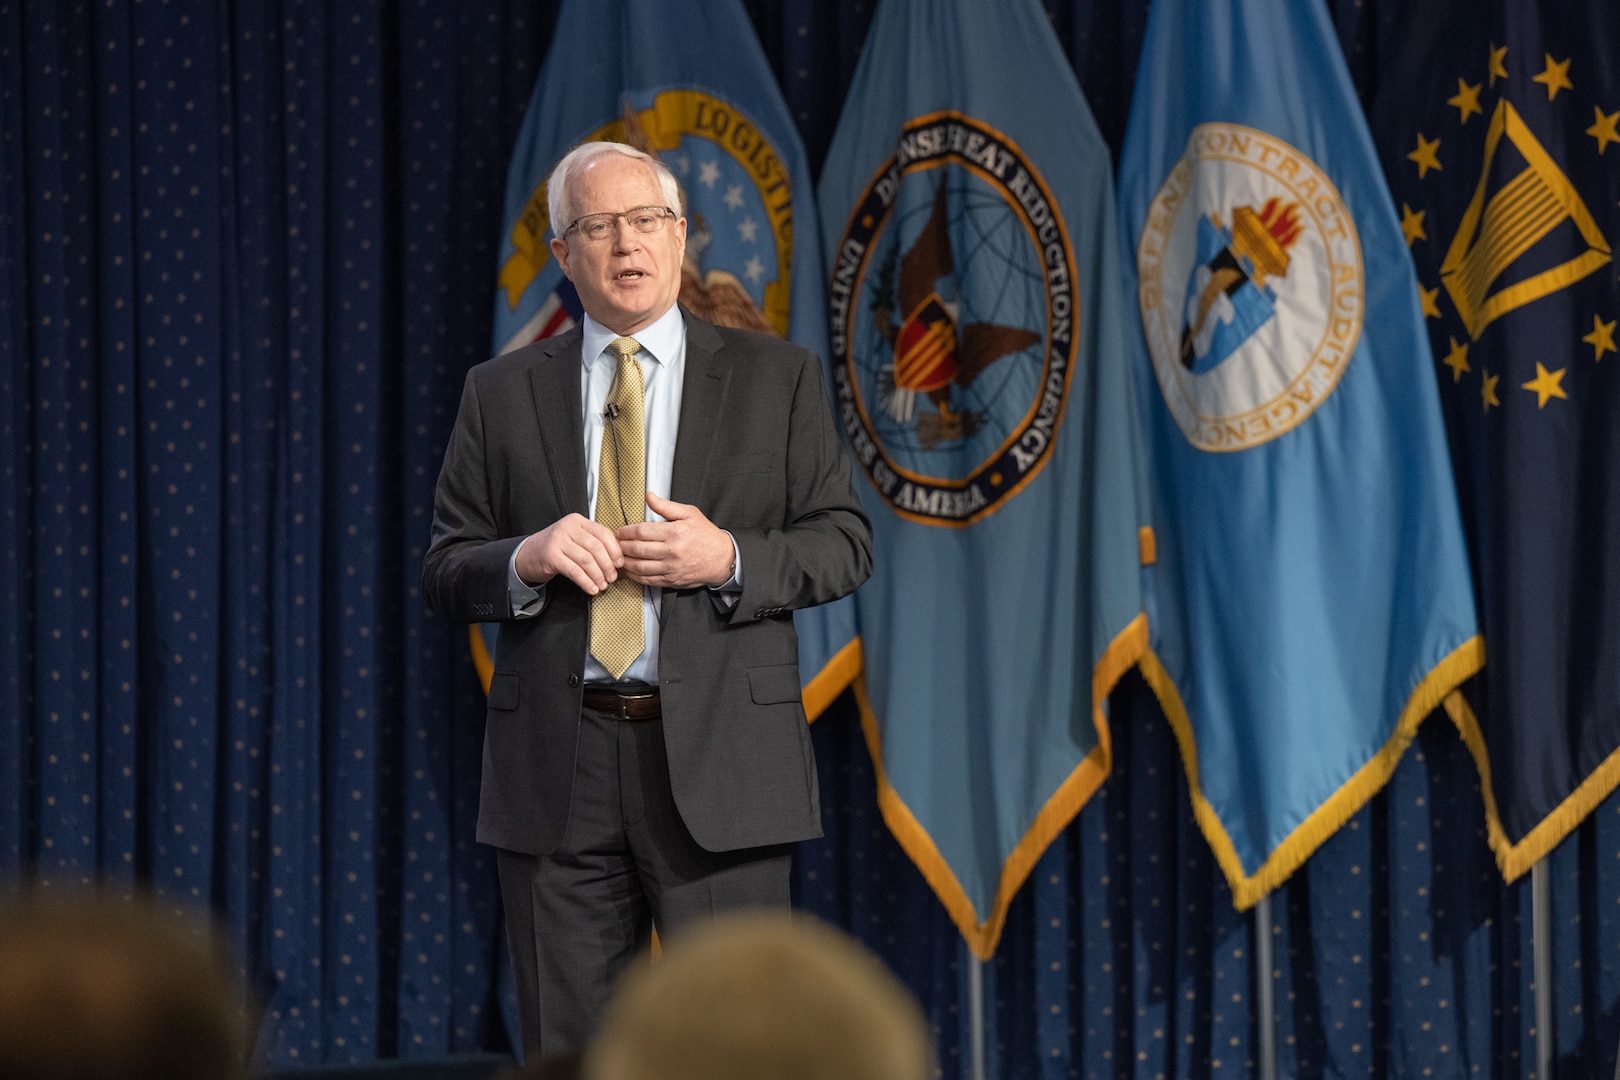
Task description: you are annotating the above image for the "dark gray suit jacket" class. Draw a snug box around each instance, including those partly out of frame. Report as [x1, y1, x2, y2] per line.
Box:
[422, 309, 872, 856]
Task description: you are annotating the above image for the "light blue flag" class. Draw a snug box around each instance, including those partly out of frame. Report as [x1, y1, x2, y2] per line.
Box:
[819, 0, 1147, 957]
[479, 0, 839, 691]
[1118, 0, 1482, 907]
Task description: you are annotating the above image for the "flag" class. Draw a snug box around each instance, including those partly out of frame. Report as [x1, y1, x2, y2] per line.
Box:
[818, 0, 1147, 956]
[1118, 0, 1483, 907]
[1368, 5, 1620, 879]
[479, 0, 833, 689]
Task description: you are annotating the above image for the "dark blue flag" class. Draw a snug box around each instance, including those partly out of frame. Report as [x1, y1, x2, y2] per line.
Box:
[1370, 5, 1620, 878]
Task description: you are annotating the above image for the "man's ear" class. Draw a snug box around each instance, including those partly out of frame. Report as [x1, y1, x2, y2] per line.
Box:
[550, 235, 572, 278]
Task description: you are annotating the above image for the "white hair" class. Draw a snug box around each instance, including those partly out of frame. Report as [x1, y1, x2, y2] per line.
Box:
[546, 141, 683, 240]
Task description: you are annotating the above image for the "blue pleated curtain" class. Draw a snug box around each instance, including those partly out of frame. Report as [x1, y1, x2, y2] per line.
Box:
[1, 1, 1616, 1077]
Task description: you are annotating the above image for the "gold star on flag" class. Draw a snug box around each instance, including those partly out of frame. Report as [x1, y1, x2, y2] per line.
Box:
[1442, 337, 1471, 382]
[1532, 54, 1572, 101]
[1588, 107, 1620, 154]
[1481, 370, 1500, 412]
[1521, 362, 1568, 407]
[1583, 314, 1616, 360]
[1447, 79, 1484, 124]
[1400, 204, 1427, 246]
[1408, 133, 1442, 178]
[1488, 44, 1509, 86]
[1419, 283, 1441, 319]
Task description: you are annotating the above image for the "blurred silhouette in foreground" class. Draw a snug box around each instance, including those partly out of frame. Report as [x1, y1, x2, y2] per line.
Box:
[583, 913, 930, 1080]
[497, 1050, 583, 1080]
[0, 888, 252, 1080]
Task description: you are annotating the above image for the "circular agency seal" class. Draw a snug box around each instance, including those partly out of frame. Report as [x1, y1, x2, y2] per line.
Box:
[827, 112, 1079, 528]
[1137, 122, 1364, 452]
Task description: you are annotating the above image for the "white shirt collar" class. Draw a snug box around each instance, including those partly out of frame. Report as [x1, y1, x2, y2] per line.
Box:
[580, 304, 684, 370]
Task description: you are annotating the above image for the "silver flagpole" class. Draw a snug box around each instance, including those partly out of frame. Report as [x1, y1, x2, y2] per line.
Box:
[1254, 892, 1277, 1080]
[1533, 858, 1553, 1080]
[968, 948, 987, 1080]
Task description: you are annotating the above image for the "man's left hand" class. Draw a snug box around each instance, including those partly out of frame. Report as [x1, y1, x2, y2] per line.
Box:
[617, 492, 735, 588]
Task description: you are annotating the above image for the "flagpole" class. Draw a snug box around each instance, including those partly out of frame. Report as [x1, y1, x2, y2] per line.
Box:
[1533, 858, 1553, 1080]
[968, 950, 988, 1080]
[1254, 893, 1276, 1080]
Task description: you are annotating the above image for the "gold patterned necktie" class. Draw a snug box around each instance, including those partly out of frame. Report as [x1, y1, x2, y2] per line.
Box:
[590, 336, 648, 680]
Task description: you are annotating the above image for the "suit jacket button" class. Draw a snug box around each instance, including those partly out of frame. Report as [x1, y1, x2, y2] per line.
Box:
[567, 673, 580, 688]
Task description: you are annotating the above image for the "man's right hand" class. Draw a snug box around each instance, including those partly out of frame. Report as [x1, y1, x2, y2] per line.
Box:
[514, 514, 624, 596]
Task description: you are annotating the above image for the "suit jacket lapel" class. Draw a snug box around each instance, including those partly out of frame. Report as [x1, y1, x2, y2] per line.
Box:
[527, 330, 589, 516]
[670, 310, 728, 507]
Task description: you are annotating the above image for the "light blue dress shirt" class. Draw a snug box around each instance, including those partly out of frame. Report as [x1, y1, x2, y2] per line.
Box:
[507, 307, 741, 684]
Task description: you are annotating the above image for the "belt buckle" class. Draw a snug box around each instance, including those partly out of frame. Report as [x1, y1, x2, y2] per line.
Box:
[618, 689, 657, 721]
[586, 683, 658, 720]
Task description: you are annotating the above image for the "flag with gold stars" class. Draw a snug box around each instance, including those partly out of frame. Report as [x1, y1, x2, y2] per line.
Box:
[1371, 5, 1620, 880]
[1118, 0, 1483, 907]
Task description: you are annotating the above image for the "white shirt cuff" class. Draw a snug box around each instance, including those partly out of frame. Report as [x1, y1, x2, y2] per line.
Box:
[707, 531, 743, 607]
[508, 536, 546, 618]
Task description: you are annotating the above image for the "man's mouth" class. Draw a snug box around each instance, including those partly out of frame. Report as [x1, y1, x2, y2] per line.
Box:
[617, 270, 645, 280]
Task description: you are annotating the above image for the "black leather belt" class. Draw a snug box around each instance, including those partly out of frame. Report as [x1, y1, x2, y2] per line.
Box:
[582, 684, 662, 721]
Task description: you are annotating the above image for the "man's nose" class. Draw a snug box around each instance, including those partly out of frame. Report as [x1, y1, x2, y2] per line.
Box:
[611, 219, 641, 250]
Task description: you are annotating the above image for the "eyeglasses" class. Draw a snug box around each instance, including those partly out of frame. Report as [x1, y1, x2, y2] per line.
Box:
[562, 206, 677, 243]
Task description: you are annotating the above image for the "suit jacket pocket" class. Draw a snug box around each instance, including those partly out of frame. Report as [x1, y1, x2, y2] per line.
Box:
[747, 664, 802, 705]
[487, 672, 520, 711]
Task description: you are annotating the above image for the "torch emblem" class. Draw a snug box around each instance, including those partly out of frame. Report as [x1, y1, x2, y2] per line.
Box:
[1181, 197, 1304, 374]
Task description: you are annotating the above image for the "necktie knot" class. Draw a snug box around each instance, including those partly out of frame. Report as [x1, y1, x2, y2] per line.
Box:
[610, 336, 641, 363]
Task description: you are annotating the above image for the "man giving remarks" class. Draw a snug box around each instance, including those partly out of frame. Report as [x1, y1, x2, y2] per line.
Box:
[423, 140, 871, 1057]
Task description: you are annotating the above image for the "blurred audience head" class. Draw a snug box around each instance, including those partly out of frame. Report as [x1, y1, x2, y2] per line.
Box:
[0, 886, 251, 1080]
[584, 912, 930, 1080]
[496, 1050, 584, 1080]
